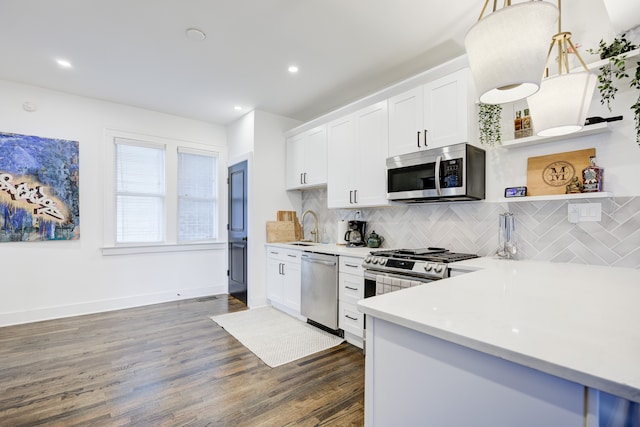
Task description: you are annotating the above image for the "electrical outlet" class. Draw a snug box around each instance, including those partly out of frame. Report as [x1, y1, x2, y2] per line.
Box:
[568, 203, 601, 223]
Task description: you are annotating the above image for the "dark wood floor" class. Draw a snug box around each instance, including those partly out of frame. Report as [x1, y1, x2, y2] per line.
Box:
[0, 296, 365, 426]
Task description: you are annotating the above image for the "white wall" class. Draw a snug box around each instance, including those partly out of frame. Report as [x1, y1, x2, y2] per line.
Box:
[0, 80, 229, 326]
[226, 110, 301, 308]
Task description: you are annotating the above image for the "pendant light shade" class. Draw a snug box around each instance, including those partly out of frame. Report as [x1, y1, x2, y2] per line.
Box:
[465, 2, 558, 104]
[527, 72, 597, 136]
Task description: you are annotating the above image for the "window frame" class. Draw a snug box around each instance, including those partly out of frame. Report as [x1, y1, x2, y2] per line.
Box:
[102, 129, 226, 255]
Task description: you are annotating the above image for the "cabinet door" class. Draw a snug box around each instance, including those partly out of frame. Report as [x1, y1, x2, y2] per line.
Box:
[327, 115, 357, 209]
[339, 300, 365, 339]
[282, 255, 301, 313]
[285, 133, 306, 189]
[266, 254, 284, 304]
[355, 100, 389, 207]
[423, 68, 469, 149]
[339, 273, 364, 306]
[388, 87, 425, 157]
[303, 125, 327, 187]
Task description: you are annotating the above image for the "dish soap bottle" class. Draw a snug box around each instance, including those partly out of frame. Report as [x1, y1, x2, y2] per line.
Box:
[582, 156, 603, 192]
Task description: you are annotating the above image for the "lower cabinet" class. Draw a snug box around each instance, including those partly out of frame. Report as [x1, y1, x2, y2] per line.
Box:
[338, 255, 365, 348]
[365, 316, 588, 426]
[266, 247, 302, 318]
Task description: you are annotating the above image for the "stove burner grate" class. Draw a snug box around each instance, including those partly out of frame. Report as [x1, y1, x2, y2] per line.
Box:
[370, 248, 478, 263]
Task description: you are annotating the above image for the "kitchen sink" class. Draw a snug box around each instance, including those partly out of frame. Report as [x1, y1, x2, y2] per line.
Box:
[286, 241, 317, 246]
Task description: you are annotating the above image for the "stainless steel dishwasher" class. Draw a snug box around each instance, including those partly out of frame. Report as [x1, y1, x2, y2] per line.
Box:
[300, 251, 342, 336]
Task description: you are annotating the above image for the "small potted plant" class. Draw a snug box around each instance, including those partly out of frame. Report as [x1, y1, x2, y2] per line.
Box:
[478, 103, 502, 146]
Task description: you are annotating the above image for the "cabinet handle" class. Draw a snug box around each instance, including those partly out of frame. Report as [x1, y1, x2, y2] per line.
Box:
[424, 129, 428, 147]
[279, 263, 284, 275]
[345, 286, 358, 291]
[303, 172, 307, 184]
[354, 190, 358, 204]
[300, 173, 303, 184]
[345, 314, 358, 321]
[417, 130, 421, 148]
[287, 254, 297, 258]
[345, 263, 359, 268]
[270, 251, 279, 255]
[349, 190, 353, 204]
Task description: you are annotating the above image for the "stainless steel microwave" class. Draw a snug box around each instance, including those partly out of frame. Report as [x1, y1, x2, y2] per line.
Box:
[386, 143, 486, 202]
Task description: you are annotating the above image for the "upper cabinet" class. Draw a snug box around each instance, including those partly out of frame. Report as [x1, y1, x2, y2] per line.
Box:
[286, 125, 328, 190]
[388, 68, 471, 157]
[327, 101, 389, 209]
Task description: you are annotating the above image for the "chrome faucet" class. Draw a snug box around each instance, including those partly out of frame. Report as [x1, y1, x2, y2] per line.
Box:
[301, 209, 319, 243]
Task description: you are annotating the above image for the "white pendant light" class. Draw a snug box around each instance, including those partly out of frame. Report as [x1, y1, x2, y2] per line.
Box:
[526, 2, 597, 137]
[527, 72, 597, 136]
[465, 1, 558, 104]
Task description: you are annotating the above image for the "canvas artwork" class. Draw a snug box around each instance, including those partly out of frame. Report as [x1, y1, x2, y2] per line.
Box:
[0, 132, 80, 242]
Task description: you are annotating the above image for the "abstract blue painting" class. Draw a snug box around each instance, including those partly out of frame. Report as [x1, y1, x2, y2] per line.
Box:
[0, 132, 80, 242]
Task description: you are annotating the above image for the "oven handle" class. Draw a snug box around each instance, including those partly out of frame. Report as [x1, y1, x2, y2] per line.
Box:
[435, 155, 442, 196]
[363, 269, 435, 284]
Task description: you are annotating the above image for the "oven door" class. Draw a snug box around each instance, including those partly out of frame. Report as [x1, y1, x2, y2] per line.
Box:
[363, 269, 437, 297]
[362, 269, 438, 355]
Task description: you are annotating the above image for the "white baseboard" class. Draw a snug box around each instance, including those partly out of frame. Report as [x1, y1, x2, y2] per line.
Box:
[0, 284, 228, 327]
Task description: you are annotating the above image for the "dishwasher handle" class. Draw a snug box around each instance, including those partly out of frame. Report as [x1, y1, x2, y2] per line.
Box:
[302, 257, 337, 267]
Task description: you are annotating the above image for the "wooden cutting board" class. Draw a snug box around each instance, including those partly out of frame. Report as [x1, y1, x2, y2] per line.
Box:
[266, 221, 298, 243]
[527, 148, 595, 196]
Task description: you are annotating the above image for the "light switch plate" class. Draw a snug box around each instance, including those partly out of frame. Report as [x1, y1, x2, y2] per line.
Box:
[568, 203, 602, 223]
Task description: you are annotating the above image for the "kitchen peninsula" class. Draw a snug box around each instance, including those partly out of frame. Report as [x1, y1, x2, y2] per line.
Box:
[358, 258, 640, 426]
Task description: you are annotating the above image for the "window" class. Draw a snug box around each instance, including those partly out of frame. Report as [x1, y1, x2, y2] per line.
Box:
[178, 148, 218, 242]
[110, 135, 219, 247]
[115, 139, 165, 243]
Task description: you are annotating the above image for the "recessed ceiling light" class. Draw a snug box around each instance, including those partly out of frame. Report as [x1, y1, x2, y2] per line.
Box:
[288, 65, 299, 74]
[56, 59, 72, 68]
[185, 27, 207, 41]
[234, 106, 243, 111]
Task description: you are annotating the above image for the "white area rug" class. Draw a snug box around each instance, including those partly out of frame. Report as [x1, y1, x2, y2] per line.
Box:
[210, 307, 344, 367]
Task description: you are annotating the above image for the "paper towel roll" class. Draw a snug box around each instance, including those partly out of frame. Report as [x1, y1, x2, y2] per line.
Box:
[337, 220, 348, 245]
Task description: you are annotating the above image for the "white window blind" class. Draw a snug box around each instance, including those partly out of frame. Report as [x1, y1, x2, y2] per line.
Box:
[115, 140, 166, 243]
[178, 148, 217, 242]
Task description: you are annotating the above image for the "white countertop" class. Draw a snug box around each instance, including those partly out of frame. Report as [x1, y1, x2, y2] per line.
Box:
[266, 242, 373, 258]
[358, 257, 640, 403]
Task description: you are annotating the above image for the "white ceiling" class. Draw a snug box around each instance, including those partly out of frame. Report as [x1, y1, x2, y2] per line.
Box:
[0, 1, 634, 125]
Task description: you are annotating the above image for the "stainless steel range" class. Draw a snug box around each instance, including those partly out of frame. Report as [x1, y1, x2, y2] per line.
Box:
[362, 247, 479, 296]
[360, 247, 479, 354]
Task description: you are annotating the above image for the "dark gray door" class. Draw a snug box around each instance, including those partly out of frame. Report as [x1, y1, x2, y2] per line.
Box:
[228, 161, 248, 304]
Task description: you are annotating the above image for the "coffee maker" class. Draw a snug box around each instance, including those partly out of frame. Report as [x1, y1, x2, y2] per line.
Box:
[345, 220, 367, 247]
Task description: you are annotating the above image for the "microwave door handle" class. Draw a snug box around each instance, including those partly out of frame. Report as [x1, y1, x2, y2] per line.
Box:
[435, 155, 442, 196]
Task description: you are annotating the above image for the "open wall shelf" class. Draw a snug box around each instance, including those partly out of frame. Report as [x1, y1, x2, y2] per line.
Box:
[500, 123, 610, 148]
[498, 192, 614, 203]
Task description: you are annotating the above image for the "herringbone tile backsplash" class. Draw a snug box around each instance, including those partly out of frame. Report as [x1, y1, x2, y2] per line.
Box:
[301, 189, 640, 269]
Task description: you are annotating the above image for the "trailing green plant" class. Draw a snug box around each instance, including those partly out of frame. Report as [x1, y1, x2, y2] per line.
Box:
[588, 34, 640, 148]
[588, 34, 638, 111]
[631, 61, 640, 147]
[478, 103, 502, 146]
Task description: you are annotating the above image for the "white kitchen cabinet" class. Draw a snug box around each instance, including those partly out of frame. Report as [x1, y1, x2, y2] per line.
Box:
[286, 125, 327, 190]
[327, 101, 389, 209]
[266, 247, 302, 318]
[388, 68, 471, 157]
[338, 256, 365, 348]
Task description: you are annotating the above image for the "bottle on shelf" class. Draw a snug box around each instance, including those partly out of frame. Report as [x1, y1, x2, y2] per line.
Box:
[514, 110, 523, 139]
[582, 156, 604, 192]
[522, 108, 532, 137]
